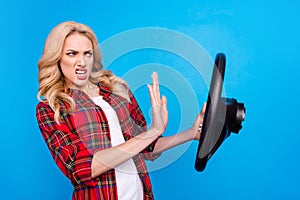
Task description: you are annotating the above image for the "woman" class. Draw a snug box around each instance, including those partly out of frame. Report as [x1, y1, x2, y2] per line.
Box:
[36, 21, 205, 200]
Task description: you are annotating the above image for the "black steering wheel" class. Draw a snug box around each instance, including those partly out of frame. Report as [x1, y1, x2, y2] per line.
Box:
[195, 53, 246, 172]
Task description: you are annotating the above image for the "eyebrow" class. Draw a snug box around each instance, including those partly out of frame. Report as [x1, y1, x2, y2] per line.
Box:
[65, 49, 93, 52]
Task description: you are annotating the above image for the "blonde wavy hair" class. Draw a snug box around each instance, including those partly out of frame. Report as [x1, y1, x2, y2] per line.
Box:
[37, 21, 129, 123]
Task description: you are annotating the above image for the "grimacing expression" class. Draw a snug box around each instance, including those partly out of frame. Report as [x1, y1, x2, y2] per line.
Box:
[60, 33, 94, 89]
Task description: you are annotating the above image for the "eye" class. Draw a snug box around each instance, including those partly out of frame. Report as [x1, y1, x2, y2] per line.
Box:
[85, 51, 93, 57]
[66, 51, 77, 56]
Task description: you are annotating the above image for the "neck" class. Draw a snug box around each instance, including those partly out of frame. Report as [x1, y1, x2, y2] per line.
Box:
[69, 81, 99, 98]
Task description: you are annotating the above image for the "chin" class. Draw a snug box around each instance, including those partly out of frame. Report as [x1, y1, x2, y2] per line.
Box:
[74, 79, 89, 88]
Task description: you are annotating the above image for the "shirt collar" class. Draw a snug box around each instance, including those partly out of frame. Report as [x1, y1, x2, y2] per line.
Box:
[98, 83, 112, 102]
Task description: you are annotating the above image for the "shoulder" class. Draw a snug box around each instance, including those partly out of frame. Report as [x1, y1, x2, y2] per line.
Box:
[36, 99, 70, 111]
[36, 100, 69, 122]
[36, 101, 51, 112]
[36, 101, 55, 124]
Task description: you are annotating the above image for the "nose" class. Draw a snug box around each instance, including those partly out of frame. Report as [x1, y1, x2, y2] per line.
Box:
[77, 54, 86, 67]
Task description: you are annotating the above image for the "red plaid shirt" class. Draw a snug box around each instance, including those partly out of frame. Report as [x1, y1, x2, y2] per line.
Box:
[36, 83, 158, 200]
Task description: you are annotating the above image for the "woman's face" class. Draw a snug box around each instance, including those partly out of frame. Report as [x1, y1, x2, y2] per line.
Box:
[60, 33, 94, 89]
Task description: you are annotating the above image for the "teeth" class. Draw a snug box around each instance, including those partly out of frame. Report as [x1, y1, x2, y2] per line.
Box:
[76, 70, 86, 75]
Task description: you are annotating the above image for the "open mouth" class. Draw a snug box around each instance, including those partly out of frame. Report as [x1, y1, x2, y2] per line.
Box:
[75, 69, 88, 80]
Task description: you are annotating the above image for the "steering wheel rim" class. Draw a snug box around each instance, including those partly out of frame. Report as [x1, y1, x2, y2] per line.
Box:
[195, 53, 227, 171]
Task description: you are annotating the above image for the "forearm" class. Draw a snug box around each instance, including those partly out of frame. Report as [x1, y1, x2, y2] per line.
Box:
[152, 128, 195, 154]
[91, 128, 159, 178]
[153, 109, 205, 154]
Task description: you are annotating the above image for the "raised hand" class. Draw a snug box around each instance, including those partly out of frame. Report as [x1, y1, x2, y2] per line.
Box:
[147, 72, 168, 136]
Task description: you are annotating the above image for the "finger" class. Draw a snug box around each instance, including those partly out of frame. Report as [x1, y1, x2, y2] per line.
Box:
[162, 95, 167, 110]
[200, 102, 207, 116]
[152, 72, 161, 103]
[194, 112, 204, 125]
[147, 84, 156, 105]
[198, 123, 203, 132]
[161, 95, 168, 125]
[196, 114, 203, 132]
[152, 72, 158, 102]
[196, 113, 203, 123]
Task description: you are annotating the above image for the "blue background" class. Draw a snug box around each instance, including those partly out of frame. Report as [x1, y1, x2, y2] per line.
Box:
[1, 0, 299, 199]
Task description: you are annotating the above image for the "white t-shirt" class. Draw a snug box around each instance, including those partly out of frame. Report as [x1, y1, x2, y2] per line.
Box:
[92, 96, 143, 200]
